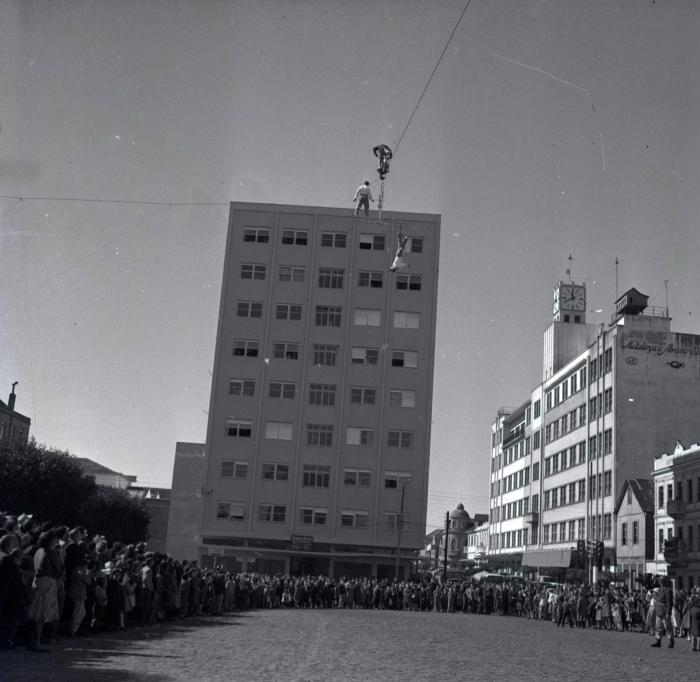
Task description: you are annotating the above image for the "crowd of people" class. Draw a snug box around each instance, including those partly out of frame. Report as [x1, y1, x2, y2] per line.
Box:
[2, 509, 700, 654]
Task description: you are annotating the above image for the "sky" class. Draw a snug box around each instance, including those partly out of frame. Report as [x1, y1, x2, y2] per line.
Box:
[1, 0, 699, 533]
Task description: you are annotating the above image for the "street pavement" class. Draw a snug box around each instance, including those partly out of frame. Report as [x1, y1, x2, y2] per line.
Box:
[3, 610, 699, 682]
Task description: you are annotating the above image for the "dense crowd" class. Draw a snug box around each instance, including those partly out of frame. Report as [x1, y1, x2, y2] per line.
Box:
[1, 509, 700, 654]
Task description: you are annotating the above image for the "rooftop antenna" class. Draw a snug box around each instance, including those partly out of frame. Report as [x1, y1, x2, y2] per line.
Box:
[664, 279, 669, 317]
[615, 257, 619, 299]
[566, 253, 573, 283]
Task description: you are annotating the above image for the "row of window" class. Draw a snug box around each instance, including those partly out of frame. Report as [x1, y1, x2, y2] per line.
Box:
[216, 501, 406, 530]
[233, 339, 418, 368]
[230, 380, 416, 408]
[658, 478, 700, 507]
[493, 497, 531, 523]
[490, 529, 528, 550]
[659, 525, 700, 554]
[243, 227, 424, 254]
[544, 350, 613, 413]
[237, 302, 421, 330]
[620, 520, 640, 546]
[543, 472, 612, 510]
[220, 460, 411, 489]
[242, 263, 423, 291]
[225, 420, 415, 448]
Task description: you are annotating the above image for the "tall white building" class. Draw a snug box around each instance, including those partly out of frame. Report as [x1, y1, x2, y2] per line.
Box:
[490, 282, 700, 575]
[198, 202, 440, 578]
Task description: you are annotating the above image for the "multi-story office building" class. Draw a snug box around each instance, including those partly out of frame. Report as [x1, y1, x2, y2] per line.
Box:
[490, 282, 700, 574]
[198, 202, 440, 578]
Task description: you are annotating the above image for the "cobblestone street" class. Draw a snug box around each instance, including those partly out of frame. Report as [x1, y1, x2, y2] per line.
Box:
[4, 610, 700, 682]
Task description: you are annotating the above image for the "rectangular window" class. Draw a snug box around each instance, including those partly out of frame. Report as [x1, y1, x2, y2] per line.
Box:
[578, 479, 586, 501]
[551, 524, 557, 543]
[395, 274, 422, 291]
[354, 308, 381, 326]
[318, 267, 345, 289]
[344, 469, 371, 487]
[578, 441, 586, 464]
[658, 486, 664, 508]
[589, 358, 598, 383]
[346, 427, 375, 446]
[281, 229, 307, 245]
[229, 379, 255, 396]
[350, 387, 376, 405]
[243, 227, 269, 243]
[603, 514, 612, 540]
[241, 263, 267, 280]
[312, 344, 338, 366]
[309, 383, 336, 406]
[359, 234, 385, 250]
[268, 381, 296, 399]
[340, 511, 369, 528]
[262, 463, 289, 481]
[603, 429, 613, 455]
[221, 460, 248, 479]
[264, 421, 293, 440]
[316, 305, 342, 327]
[279, 265, 305, 282]
[387, 430, 414, 448]
[307, 423, 333, 447]
[579, 404, 586, 424]
[532, 461, 540, 480]
[302, 464, 330, 488]
[217, 502, 245, 520]
[351, 347, 379, 365]
[603, 471, 612, 496]
[391, 350, 417, 368]
[604, 348, 613, 374]
[383, 512, 406, 531]
[409, 237, 423, 253]
[358, 271, 384, 288]
[621, 522, 628, 546]
[384, 471, 412, 489]
[533, 399, 541, 419]
[272, 342, 299, 360]
[300, 507, 328, 525]
[237, 301, 263, 318]
[533, 431, 540, 449]
[588, 435, 597, 459]
[393, 311, 420, 329]
[632, 520, 639, 544]
[276, 303, 302, 321]
[258, 504, 286, 523]
[225, 419, 252, 438]
[389, 389, 416, 408]
[688, 479, 694, 503]
[233, 339, 259, 357]
[589, 475, 597, 499]
[568, 481, 576, 503]
[604, 388, 613, 413]
[571, 374, 578, 394]
[569, 411, 576, 432]
[321, 231, 346, 248]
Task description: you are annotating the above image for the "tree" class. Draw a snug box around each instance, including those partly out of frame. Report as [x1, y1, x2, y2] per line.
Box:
[77, 486, 150, 545]
[0, 439, 97, 526]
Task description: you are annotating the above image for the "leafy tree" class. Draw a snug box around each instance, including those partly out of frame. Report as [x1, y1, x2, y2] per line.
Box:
[0, 439, 97, 526]
[77, 486, 150, 544]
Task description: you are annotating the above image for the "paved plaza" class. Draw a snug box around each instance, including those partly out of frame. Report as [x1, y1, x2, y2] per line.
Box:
[3, 610, 699, 682]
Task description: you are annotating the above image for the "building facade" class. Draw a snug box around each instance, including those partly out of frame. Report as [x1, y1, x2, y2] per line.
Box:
[0, 383, 30, 447]
[489, 282, 700, 576]
[652, 441, 700, 590]
[198, 202, 440, 578]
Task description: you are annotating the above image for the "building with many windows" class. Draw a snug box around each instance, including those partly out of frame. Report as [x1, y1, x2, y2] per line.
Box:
[651, 441, 700, 590]
[490, 282, 700, 576]
[198, 202, 440, 577]
[0, 383, 30, 447]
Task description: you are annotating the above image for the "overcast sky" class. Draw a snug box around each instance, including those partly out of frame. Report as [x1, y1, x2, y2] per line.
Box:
[2, 0, 699, 532]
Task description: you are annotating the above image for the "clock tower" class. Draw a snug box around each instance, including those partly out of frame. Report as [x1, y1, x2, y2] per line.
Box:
[552, 281, 586, 324]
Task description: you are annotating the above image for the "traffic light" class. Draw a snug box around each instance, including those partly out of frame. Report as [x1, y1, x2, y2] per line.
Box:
[595, 541, 604, 570]
[576, 540, 586, 569]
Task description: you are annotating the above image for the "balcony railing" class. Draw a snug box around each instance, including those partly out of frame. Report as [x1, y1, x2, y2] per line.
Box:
[667, 499, 686, 519]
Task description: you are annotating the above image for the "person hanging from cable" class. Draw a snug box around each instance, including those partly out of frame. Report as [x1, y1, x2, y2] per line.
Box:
[390, 232, 409, 272]
[353, 181, 374, 218]
[373, 144, 393, 180]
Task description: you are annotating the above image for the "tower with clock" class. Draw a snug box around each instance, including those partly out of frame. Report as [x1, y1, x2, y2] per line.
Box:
[552, 281, 586, 324]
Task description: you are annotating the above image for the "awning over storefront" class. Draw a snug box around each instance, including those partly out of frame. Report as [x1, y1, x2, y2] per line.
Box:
[521, 549, 573, 568]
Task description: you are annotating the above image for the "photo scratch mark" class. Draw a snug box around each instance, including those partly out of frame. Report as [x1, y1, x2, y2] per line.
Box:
[490, 51, 590, 97]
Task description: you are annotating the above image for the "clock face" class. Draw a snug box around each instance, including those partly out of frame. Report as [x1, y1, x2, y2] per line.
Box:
[561, 285, 585, 311]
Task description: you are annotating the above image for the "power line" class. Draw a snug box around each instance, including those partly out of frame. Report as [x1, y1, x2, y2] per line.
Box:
[393, 0, 474, 156]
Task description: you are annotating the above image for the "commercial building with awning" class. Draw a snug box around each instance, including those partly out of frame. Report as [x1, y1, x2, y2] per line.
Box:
[521, 549, 573, 569]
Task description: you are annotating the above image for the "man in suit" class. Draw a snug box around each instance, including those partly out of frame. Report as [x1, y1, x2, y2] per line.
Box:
[651, 577, 675, 648]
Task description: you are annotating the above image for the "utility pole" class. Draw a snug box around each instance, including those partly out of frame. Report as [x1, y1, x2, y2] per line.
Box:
[443, 510, 451, 582]
[394, 484, 406, 580]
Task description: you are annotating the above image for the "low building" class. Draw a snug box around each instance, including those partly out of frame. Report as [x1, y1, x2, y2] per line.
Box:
[129, 486, 171, 554]
[0, 383, 30, 447]
[614, 479, 654, 589]
[652, 441, 700, 590]
[75, 458, 137, 489]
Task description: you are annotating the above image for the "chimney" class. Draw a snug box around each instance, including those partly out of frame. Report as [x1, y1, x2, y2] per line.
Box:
[8, 382, 17, 411]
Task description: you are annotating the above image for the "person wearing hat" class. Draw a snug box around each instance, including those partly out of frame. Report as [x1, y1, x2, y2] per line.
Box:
[688, 587, 700, 652]
[651, 577, 675, 648]
[353, 181, 374, 217]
